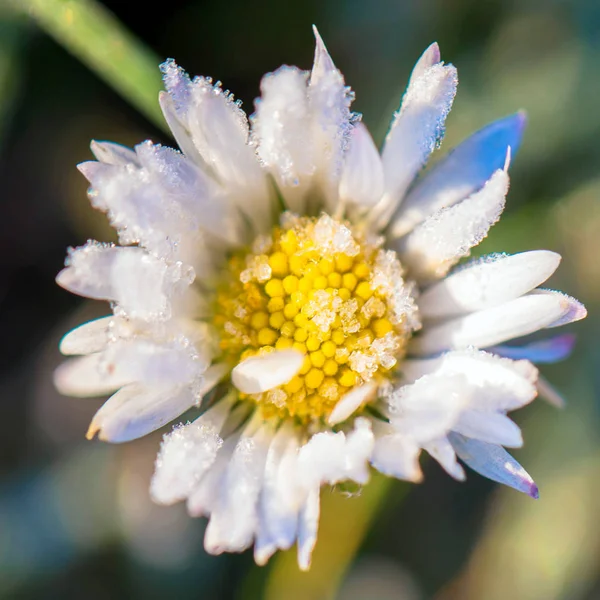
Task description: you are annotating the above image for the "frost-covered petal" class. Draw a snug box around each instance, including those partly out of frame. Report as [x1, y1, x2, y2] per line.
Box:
[371, 49, 458, 229]
[423, 437, 465, 480]
[151, 394, 232, 504]
[449, 433, 539, 498]
[297, 418, 374, 488]
[338, 122, 385, 214]
[297, 486, 320, 571]
[56, 243, 192, 321]
[308, 26, 355, 212]
[87, 383, 196, 443]
[397, 166, 509, 282]
[386, 374, 470, 441]
[371, 432, 422, 482]
[59, 316, 127, 356]
[419, 251, 561, 319]
[253, 66, 314, 213]
[410, 292, 572, 356]
[90, 140, 139, 166]
[328, 381, 378, 425]
[452, 411, 523, 447]
[232, 350, 304, 394]
[203, 419, 274, 554]
[492, 333, 576, 364]
[258, 424, 302, 552]
[401, 350, 538, 411]
[533, 290, 587, 327]
[388, 112, 526, 238]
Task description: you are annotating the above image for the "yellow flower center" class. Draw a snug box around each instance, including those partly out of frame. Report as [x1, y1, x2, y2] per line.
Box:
[214, 213, 417, 423]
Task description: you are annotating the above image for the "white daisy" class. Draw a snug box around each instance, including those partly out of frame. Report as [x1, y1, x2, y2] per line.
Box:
[55, 28, 586, 569]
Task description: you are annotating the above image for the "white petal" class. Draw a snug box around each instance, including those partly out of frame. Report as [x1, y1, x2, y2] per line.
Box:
[419, 251, 562, 319]
[253, 66, 314, 213]
[388, 112, 526, 238]
[452, 411, 523, 447]
[297, 486, 320, 571]
[339, 122, 385, 214]
[409, 292, 572, 356]
[253, 528, 277, 567]
[150, 397, 232, 505]
[86, 383, 198, 443]
[408, 42, 441, 82]
[59, 316, 124, 356]
[54, 352, 131, 397]
[90, 140, 139, 166]
[532, 290, 587, 328]
[232, 350, 304, 394]
[371, 51, 457, 229]
[57, 243, 191, 321]
[370, 433, 422, 482]
[423, 437, 465, 480]
[259, 424, 302, 551]
[297, 418, 374, 488]
[327, 381, 378, 425]
[308, 26, 355, 213]
[402, 350, 538, 411]
[449, 433, 539, 498]
[536, 375, 566, 408]
[397, 167, 509, 282]
[204, 420, 274, 554]
[387, 373, 470, 442]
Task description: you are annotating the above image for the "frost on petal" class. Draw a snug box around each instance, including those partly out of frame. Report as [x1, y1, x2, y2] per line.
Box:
[59, 316, 128, 356]
[423, 437, 465, 480]
[151, 398, 232, 505]
[90, 140, 139, 166]
[308, 26, 356, 213]
[252, 66, 314, 213]
[371, 51, 458, 230]
[533, 290, 587, 328]
[297, 486, 320, 571]
[404, 350, 538, 411]
[397, 167, 509, 283]
[328, 381, 378, 425]
[232, 350, 304, 394]
[370, 433, 423, 482]
[449, 433, 539, 498]
[338, 122, 385, 216]
[452, 411, 523, 448]
[419, 251, 562, 319]
[160, 60, 272, 235]
[386, 373, 469, 442]
[389, 112, 526, 238]
[409, 292, 571, 357]
[56, 243, 193, 321]
[491, 333, 576, 364]
[204, 421, 274, 554]
[86, 383, 199, 443]
[258, 424, 302, 554]
[297, 418, 374, 488]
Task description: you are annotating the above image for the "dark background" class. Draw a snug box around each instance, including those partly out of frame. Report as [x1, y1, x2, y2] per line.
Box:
[1, 0, 600, 598]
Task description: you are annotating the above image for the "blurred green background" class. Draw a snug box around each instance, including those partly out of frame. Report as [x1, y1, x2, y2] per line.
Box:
[0, 0, 599, 598]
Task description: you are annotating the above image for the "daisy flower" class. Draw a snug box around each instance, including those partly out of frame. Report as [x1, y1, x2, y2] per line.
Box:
[55, 28, 586, 569]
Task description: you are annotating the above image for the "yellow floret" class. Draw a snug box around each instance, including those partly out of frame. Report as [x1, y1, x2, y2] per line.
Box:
[331, 330, 346, 346]
[294, 328, 308, 342]
[353, 262, 370, 280]
[335, 254, 354, 273]
[310, 350, 325, 368]
[323, 359, 339, 376]
[250, 311, 269, 330]
[355, 281, 373, 300]
[284, 376, 303, 394]
[267, 297, 285, 313]
[265, 279, 285, 297]
[269, 311, 285, 330]
[313, 275, 328, 290]
[283, 275, 299, 294]
[372, 318, 394, 337]
[305, 368, 324, 389]
[339, 368, 358, 387]
[275, 337, 294, 350]
[321, 340, 336, 357]
[289, 254, 304, 275]
[306, 336, 321, 352]
[283, 303, 299, 320]
[318, 258, 334, 275]
[342, 273, 357, 291]
[299, 355, 312, 375]
[327, 272, 342, 288]
[269, 251, 289, 277]
[258, 328, 277, 346]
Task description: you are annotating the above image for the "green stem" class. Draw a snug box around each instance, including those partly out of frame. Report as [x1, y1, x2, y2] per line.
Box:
[14, 0, 167, 132]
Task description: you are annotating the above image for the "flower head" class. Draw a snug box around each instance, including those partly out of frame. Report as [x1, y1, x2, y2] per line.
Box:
[55, 28, 586, 569]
